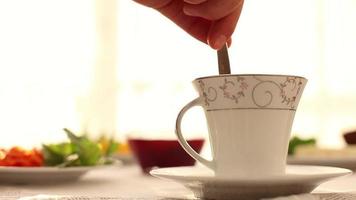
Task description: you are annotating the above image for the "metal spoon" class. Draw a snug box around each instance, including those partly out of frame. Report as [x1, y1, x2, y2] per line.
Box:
[217, 44, 231, 74]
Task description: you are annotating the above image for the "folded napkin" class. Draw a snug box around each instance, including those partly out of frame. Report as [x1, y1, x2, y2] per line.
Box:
[18, 195, 122, 200]
[263, 193, 356, 200]
[262, 194, 318, 200]
[15, 193, 356, 200]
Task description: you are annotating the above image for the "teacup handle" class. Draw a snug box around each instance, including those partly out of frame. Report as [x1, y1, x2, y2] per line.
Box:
[175, 98, 214, 170]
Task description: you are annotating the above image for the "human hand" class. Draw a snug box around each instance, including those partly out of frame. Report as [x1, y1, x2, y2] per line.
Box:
[134, 0, 244, 50]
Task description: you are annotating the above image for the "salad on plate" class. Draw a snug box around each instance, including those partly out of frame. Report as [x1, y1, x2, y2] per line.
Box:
[0, 128, 120, 184]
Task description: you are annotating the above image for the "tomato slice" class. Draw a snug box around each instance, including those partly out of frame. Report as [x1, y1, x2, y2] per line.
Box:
[0, 147, 44, 167]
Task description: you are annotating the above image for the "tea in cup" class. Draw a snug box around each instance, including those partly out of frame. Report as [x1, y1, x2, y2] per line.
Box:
[175, 74, 307, 178]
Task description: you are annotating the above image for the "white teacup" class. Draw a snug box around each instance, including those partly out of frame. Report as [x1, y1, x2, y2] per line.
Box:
[175, 74, 307, 178]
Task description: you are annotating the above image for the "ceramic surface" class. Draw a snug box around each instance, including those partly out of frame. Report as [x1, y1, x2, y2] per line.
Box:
[0, 165, 116, 184]
[176, 74, 308, 177]
[150, 165, 351, 200]
[194, 74, 306, 110]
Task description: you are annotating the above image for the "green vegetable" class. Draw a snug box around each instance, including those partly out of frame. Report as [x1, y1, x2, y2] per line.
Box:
[63, 128, 102, 166]
[42, 128, 118, 167]
[105, 139, 119, 157]
[42, 143, 74, 166]
[288, 136, 316, 155]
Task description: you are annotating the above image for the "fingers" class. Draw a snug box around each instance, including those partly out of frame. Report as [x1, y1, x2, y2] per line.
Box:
[183, 0, 208, 4]
[133, 0, 172, 9]
[207, 5, 243, 49]
[158, 0, 211, 44]
[137, 0, 243, 49]
[183, 0, 243, 20]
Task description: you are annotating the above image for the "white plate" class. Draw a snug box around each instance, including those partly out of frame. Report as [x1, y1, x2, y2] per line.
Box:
[288, 156, 356, 170]
[150, 165, 351, 200]
[113, 153, 135, 165]
[0, 164, 115, 184]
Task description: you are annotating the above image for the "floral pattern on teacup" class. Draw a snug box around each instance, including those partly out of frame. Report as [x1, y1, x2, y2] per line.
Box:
[280, 77, 304, 109]
[219, 77, 248, 104]
[195, 75, 306, 110]
[198, 80, 217, 106]
[252, 76, 304, 109]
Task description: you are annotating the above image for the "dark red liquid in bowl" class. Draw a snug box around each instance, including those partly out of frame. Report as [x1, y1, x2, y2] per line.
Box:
[128, 138, 204, 173]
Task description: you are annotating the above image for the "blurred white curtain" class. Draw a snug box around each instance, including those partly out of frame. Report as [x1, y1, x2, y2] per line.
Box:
[316, 0, 356, 146]
[0, 0, 117, 147]
[79, 0, 118, 136]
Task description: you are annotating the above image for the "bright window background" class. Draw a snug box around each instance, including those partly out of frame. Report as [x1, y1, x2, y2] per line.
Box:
[0, 0, 96, 148]
[0, 0, 355, 148]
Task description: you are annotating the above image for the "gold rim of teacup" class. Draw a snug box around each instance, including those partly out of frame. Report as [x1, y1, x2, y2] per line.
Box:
[194, 74, 308, 82]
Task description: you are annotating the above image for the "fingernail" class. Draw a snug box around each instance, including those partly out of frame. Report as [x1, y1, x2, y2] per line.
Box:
[184, 0, 208, 4]
[183, 7, 194, 16]
[227, 38, 232, 47]
[213, 35, 227, 50]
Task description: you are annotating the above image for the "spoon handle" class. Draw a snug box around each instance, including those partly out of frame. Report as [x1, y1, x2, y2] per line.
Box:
[217, 44, 231, 74]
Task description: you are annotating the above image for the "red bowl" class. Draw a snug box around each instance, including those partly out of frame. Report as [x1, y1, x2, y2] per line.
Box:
[344, 130, 356, 145]
[128, 138, 204, 173]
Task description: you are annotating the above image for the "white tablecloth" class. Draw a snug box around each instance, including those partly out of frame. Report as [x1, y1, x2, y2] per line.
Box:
[0, 165, 355, 199]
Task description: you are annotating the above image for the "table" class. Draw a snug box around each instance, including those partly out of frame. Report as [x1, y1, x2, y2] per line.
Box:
[0, 165, 355, 199]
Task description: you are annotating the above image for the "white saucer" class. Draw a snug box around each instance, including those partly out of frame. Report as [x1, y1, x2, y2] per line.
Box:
[150, 165, 352, 200]
[288, 156, 356, 171]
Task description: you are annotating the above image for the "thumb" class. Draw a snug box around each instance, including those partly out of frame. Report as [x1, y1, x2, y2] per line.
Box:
[207, 6, 243, 49]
